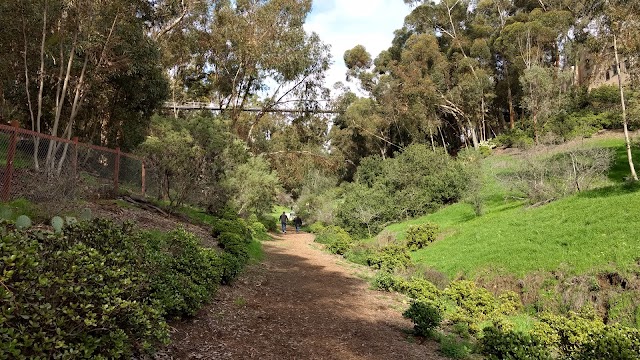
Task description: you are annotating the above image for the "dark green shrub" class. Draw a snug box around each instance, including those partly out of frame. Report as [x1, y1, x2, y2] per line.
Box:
[480, 326, 552, 360]
[366, 244, 412, 271]
[218, 232, 250, 259]
[219, 252, 244, 285]
[405, 223, 439, 250]
[211, 218, 249, 239]
[403, 301, 443, 337]
[0, 220, 169, 359]
[144, 229, 222, 318]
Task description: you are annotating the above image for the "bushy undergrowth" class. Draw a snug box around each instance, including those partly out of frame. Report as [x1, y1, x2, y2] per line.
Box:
[0, 215, 258, 359]
[314, 225, 354, 255]
[337, 144, 470, 235]
[366, 244, 412, 271]
[405, 222, 439, 250]
[403, 301, 443, 337]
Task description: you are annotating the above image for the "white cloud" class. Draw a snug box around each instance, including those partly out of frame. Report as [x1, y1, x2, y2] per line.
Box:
[305, 0, 411, 94]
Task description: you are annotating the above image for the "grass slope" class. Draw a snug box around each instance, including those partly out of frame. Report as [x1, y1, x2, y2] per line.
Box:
[384, 136, 640, 279]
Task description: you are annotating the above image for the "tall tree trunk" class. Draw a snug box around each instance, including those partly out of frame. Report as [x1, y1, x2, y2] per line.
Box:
[481, 94, 487, 142]
[614, 34, 638, 181]
[533, 110, 539, 145]
[508, 80, 515, 129]
[468, 120, 479, 149]
[439, 126, 447, 153]
[429, 130, 435, 152]
[34, 1, 48, 171]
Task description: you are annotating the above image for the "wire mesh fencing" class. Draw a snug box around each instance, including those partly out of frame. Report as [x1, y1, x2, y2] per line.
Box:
[0, 122, 145, 204]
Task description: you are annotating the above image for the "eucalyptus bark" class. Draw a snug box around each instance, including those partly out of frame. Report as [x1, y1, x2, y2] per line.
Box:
[614, 34, 638, 181]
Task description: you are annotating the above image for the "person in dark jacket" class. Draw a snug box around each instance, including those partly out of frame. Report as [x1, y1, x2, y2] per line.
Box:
[279, 212, 288, 234]
[293, 215, 303, 233]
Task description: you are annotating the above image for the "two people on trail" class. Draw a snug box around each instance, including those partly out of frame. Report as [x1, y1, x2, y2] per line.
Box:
[279, 212, 303, 234]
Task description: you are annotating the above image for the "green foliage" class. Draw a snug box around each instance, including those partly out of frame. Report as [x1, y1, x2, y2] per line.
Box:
[531, 310, 640, 359]
[445, 280, 499, 332]
[480, 326, 552, 360]
[366, 244, 412, 271]
[315, 226, 354, 255]
[218, 232, 249, 259]
[492, 128, 535, 149]
[403, 301, 443, 337]
[437, 334, 473, 359]
[225, 156, 281, 218]
[372, 272, 405, 292]
[0, 215, 256, 359]
[308, 222, 326, 234]
[248, 215, 270, 241]
[405, 222, 439, 250]
[337, 145, 470, 235]
[138, 114, 248, 208]
[211, 218, 249, 239]
[144, 228, 222, 318]
[0, 220, 169, 358]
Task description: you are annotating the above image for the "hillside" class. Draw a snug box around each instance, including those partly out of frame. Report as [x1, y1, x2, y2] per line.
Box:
[383, 134, 640, 279]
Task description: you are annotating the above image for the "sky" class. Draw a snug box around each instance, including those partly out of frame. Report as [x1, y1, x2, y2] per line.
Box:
[305, 0, 411, 92]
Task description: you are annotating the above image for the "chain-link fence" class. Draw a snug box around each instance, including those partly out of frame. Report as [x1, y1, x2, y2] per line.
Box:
[0, 122, 145, 204]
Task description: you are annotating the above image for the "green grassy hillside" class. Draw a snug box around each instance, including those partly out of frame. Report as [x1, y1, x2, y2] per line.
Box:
[383, 136, 640, 279]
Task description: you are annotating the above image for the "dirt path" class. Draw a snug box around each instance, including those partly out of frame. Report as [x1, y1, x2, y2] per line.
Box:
[162, 232, 445, 360]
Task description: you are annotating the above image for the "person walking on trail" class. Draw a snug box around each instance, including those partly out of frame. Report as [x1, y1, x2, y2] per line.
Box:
[279, 212, 289, 234]
[293, 215, 303, 233]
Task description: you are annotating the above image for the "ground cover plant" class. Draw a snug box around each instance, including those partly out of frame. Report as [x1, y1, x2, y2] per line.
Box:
[0, 210, 262, 359]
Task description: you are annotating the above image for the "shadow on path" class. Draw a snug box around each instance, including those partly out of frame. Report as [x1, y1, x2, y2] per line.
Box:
[165, 232, 444, 360]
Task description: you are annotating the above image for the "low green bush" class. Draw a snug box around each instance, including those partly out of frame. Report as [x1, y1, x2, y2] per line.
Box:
[0, 220, 169, 359]
[315, 226, 353, 255]
[211, 218, 249, 239]
[218, 231, 250, 259]
[144, 228, 222, 318]
[308, 221, 326, 234]
[437, 333, 473, 359]
[401, 277, 442, 304]
[445, 280, 499, 332]
[248, 215, 270, 241]
[405, 223, 439, 250]
[372, 272, 407, 292]
[531, 310, 640, 359]
[403, 301, 443, 337]
[366, 244, 412, 271]
[480, 326, 552, 360]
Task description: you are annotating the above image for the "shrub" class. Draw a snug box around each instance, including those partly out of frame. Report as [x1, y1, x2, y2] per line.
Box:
[446, 280, 499, 332]
[144, 228, 222, 318]
[405, 223, 439, 250]
[219, 252, 244, 285]
[0, 220, 169, 359]
[315, 226, 354, 255]
[372, 272, 407, 292]
[308, 221, 326, 234]
[211, 218, 249, 239]
[480, 326, 552, 360]
[403, 301, 443, 337]
[401, 277, 442, 303]
[218, 231, 250, 259]
[366, 244, 412, 271]
[248, 215, 270, 241]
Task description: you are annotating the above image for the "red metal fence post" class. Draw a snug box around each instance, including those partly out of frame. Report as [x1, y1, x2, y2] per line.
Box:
[1, 121, 19, 202]
[141, 161, 146, 196]
[114, 147, 121, 194]
[72, 137, 79, 179]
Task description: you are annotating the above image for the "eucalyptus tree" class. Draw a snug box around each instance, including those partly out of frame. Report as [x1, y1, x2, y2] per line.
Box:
[168, 0, 331, 144]
[0, 0, 168, 173]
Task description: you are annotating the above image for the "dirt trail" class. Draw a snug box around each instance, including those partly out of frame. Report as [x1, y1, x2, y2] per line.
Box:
[163, 231, 445, 360]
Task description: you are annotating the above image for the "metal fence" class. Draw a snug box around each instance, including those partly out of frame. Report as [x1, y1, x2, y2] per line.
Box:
[0, 122, 145, 203]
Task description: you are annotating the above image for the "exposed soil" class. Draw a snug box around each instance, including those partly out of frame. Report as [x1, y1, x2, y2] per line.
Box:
[160, 232, 446, 360]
